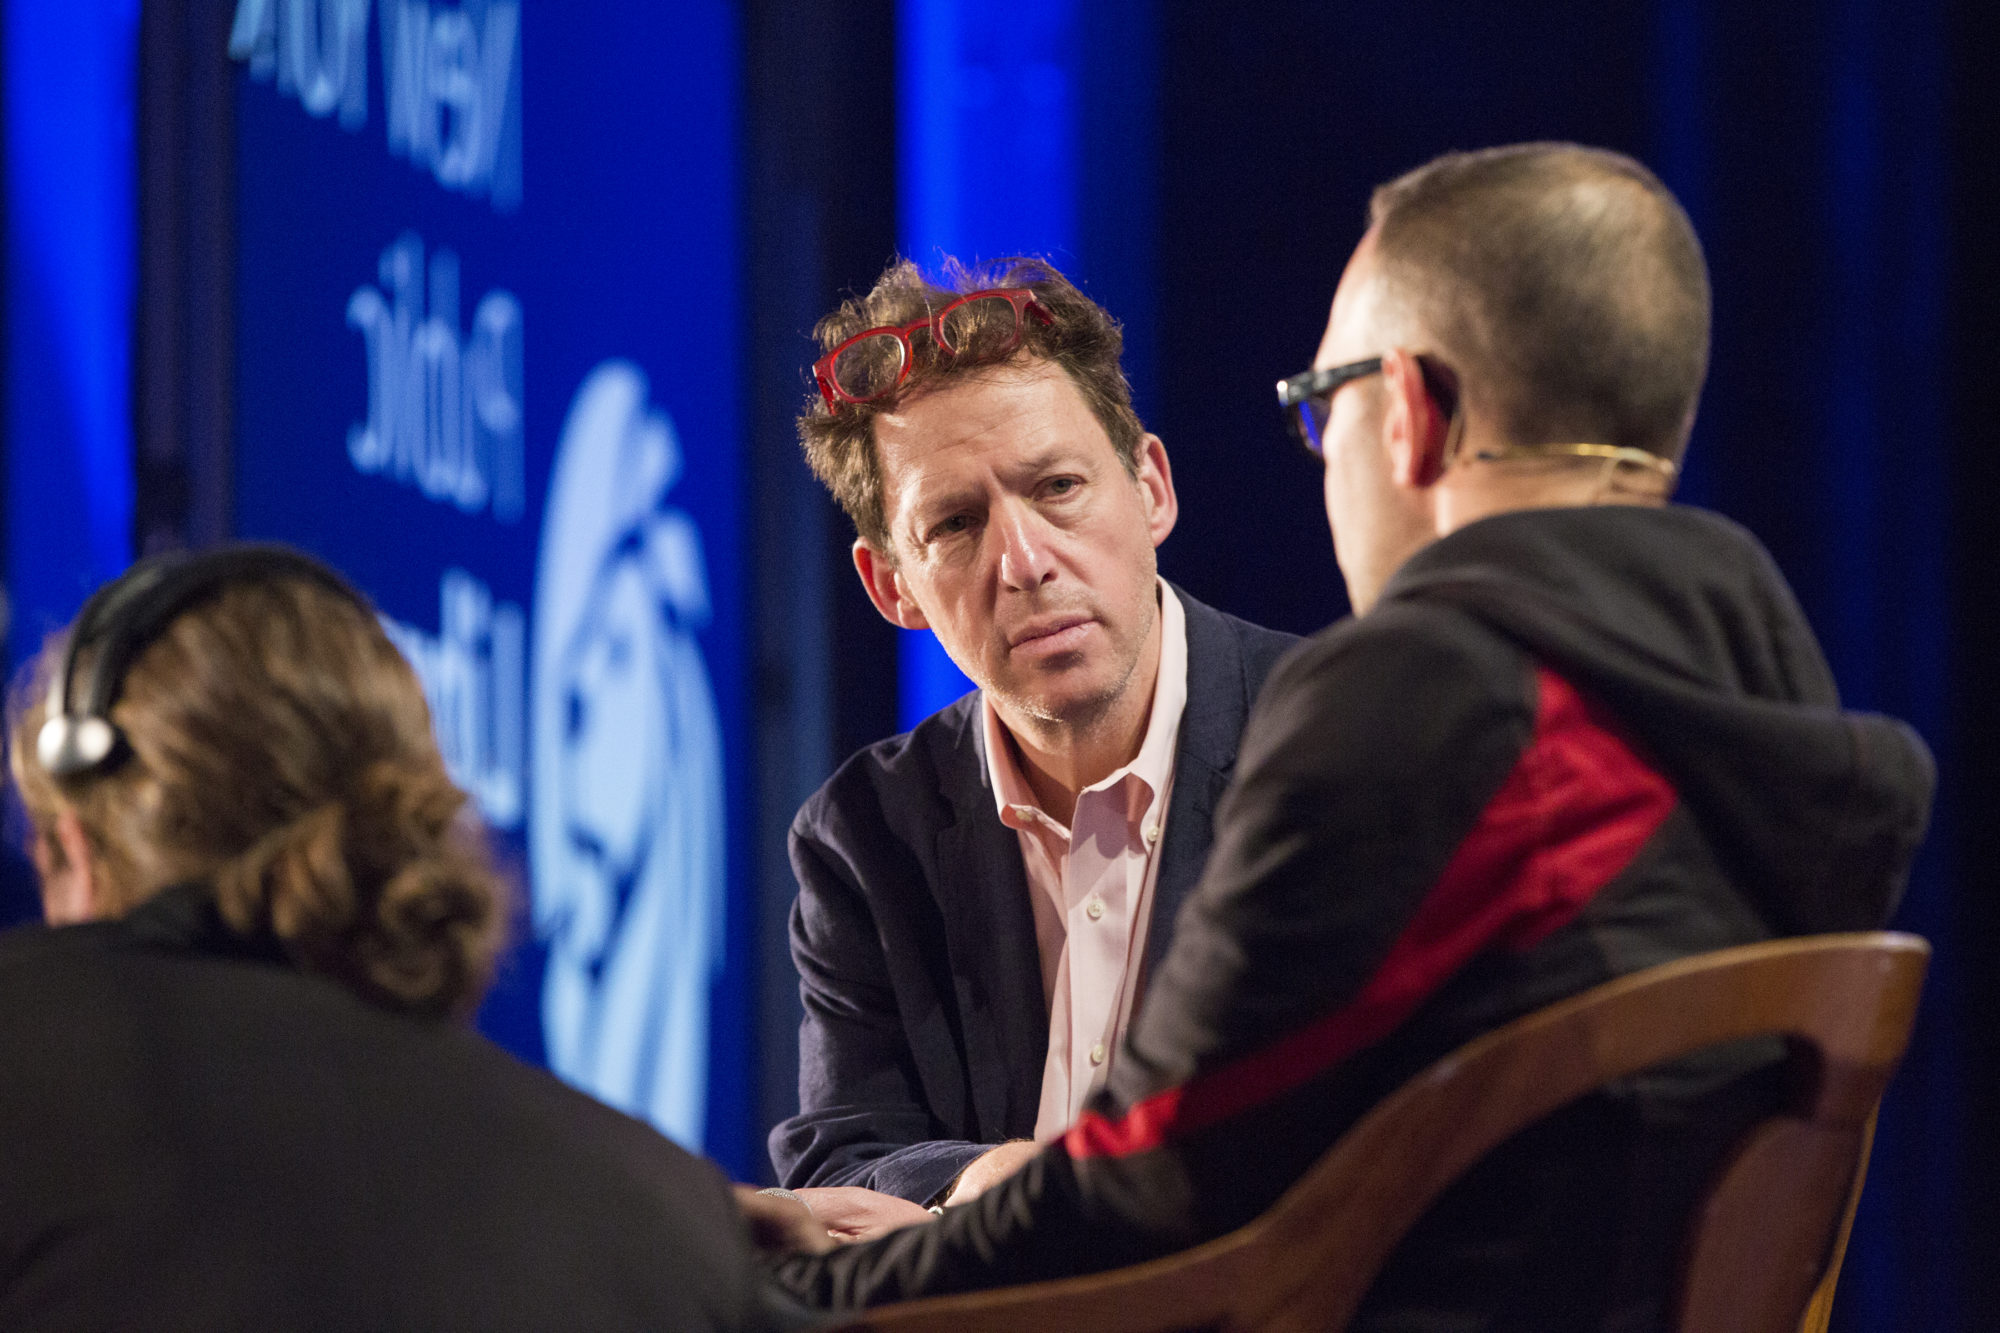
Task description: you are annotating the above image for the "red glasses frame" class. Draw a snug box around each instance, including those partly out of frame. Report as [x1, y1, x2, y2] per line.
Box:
[812, 287, 1055, 410]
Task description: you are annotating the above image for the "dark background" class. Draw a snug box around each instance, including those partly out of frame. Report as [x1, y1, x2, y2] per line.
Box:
[747, 3, 1994, 1327]
[0, 1, 1989, 1326]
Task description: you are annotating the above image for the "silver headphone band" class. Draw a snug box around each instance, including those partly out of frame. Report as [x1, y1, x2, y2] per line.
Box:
[38, 546, 369, 780]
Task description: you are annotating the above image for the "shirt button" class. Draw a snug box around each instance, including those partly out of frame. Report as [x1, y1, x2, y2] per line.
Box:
[1143, 824, 1161, 847]
[1085, 897, 1105, 921]
[1089, 1042, 1106, 1066]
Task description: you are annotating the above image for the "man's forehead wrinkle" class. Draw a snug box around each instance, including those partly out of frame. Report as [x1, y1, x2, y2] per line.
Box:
[870, 356, 1120, 556]
[878, 423, 999, 546]
[881, 399, 1030, 487]
[891, 432, 1079, 534]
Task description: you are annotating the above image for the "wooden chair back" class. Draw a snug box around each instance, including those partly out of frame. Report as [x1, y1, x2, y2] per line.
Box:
[839, 932, 1929, 1333]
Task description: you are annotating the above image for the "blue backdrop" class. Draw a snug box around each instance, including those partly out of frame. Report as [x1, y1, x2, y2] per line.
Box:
[226, 0, 753, 1174]
[3, 1, 138, 667]
[891, 0, 1158, 729]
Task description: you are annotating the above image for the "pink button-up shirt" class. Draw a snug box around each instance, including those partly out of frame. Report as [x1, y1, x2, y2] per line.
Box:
[981, 581, 1189, 1141]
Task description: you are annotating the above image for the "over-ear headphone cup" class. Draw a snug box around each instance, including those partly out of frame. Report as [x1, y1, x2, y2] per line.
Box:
[37, 714, 121, 779]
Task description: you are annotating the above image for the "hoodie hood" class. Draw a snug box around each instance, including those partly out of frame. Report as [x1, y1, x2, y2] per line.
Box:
[1380, 504, 1935, 936]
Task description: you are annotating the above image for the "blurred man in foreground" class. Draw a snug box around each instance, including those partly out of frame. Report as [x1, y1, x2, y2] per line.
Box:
[765, 143, 1935, 1328]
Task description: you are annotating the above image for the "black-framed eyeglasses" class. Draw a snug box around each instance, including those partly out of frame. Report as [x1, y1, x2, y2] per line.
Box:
[1275, 357, 1384, 457]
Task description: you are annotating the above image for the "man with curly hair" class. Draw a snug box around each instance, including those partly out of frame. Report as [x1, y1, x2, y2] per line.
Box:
[768, 257, 1296, 1235]
[766, 143, 1933, 1328]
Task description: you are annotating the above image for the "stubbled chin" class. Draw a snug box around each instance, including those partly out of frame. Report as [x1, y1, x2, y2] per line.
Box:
[990, 663, 1128, 728]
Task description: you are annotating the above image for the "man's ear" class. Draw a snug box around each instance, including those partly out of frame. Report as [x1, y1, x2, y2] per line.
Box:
[1380, 349, 1453, 488]
[1133, 434, 1179, 548]
[37, 807, 101, 925]
[852, 539, 931, 630]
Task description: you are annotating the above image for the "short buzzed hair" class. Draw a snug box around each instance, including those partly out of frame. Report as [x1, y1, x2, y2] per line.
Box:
[1369, 143, 1710, 462]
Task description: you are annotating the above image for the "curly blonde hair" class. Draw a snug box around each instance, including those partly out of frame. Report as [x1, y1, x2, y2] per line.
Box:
[10, 569, 507, 1018]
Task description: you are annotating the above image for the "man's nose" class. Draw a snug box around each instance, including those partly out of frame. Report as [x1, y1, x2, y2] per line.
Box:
[995, 503, 1057, 590]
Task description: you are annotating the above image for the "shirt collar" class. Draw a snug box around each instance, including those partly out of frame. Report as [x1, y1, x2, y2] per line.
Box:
[981, 579, 1190, 835]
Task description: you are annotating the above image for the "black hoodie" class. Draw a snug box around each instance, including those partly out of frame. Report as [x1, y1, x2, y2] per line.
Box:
[778, 503, 1936, 1330]
[1388, 504, 1934, 938]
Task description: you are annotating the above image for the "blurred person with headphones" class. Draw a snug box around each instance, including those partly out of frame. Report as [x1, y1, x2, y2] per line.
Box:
[0, 545, 805, 1332]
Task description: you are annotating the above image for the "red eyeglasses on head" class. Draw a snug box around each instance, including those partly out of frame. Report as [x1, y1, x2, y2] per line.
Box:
[812, 287, 1054, 411]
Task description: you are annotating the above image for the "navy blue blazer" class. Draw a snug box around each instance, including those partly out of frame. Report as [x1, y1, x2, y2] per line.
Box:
[770, 587, 1297, 1202]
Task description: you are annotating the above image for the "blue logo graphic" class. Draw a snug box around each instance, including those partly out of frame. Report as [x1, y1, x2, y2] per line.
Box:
[530, 361, 725, 1146]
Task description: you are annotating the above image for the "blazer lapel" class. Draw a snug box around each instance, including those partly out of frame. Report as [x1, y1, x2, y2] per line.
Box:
[1146, 589, 1254, 974]
[923, 594, 1282, 1132]
[931, 702, 1049, 1141]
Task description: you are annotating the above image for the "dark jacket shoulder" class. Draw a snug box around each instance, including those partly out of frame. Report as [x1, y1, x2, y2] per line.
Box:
[792, 688, 983, 854]
[792, 584, 1299, 846]
[0, 906, 787, 1333]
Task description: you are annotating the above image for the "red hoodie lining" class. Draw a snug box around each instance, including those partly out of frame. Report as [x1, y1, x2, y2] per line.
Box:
[1064, 668, 1677, 1161]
